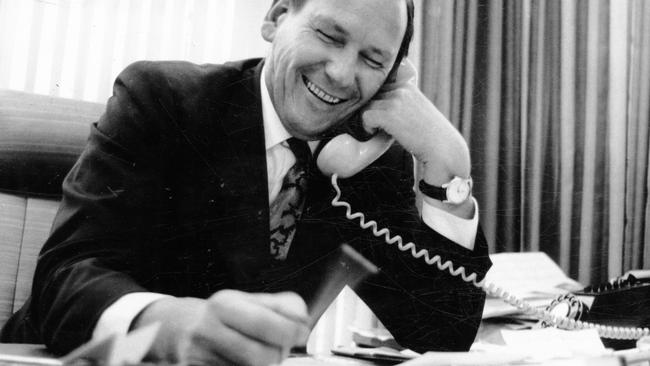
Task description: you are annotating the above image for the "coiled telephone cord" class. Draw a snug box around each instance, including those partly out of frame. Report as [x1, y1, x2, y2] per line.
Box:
[330, 174, 650, 341]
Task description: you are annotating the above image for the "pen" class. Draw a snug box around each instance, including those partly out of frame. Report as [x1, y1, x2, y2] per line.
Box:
[306, 244, 379, 328]
[289, 244, 379, 355]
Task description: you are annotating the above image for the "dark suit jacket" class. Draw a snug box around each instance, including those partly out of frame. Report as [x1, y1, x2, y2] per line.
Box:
[1, 58, 492, 354]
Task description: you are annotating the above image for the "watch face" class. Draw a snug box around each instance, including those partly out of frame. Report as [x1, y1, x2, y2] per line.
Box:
[446, 179, 471, 204]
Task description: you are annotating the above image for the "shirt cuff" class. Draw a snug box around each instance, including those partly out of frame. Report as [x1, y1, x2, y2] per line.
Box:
[421, 197, 479, 250]
[92, 292, 172, 340]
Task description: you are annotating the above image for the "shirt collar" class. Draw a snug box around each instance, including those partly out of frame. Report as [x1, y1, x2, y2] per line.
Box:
[261, 64, 292, 150]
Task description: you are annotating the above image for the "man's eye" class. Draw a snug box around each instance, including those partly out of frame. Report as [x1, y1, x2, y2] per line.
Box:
[364, 56, 383, 69]
[317, 30, 338, 44]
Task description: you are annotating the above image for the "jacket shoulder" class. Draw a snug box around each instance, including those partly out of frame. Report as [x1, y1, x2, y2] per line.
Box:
[116, 58, 261, 99]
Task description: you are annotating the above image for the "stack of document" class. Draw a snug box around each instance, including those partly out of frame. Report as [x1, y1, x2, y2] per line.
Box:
[482, 252, 583, 319]
[402, 328, 613, 365]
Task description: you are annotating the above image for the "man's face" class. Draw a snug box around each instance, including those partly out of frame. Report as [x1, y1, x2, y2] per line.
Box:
[262, 0, 407, 140]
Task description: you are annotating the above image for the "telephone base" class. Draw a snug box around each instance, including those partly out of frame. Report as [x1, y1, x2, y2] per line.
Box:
[603, 338, 636, 351]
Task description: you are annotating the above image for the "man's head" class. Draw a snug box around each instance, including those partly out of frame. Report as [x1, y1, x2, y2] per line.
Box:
[261, 0, 414, 140]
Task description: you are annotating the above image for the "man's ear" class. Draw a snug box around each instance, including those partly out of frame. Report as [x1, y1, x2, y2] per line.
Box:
[261, 0, 291, 42]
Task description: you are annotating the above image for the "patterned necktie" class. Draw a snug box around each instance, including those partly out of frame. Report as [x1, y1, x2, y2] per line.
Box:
[269, 137, 311, 260]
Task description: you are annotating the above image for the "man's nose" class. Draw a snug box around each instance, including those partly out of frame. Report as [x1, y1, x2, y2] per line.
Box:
[325, 51, 356, 89]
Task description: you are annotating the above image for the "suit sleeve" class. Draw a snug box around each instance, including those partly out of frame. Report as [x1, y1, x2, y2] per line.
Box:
[336, 145, 492, 353]
[28, 61, 178, 354]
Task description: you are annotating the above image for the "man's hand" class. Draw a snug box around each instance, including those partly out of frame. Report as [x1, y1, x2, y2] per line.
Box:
[132, 290, 310, 366]
[361, 62, 474, 218]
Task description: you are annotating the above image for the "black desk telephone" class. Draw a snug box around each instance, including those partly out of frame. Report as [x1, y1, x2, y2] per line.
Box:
[544, 271, 650, 349]
[316, 59, 650, 348]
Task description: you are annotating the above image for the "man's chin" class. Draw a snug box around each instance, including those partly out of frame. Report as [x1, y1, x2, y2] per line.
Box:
[282, 126, 324, 141]
[302, 115, 374, 141]
[283, 118, 341, 141]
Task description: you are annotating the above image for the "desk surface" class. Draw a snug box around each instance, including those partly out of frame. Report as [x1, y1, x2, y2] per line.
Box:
[0, 321, 513, 366]
[0, 344, 61, 366]
[0, 344, 382, 366]
[0, 344, 53, 358]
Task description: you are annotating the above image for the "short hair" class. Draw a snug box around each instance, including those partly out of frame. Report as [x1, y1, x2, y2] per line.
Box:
[391, 0, 414, 78]
[272, 0, 414, 79]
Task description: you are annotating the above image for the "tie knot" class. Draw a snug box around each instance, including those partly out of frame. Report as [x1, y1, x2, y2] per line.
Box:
[286, 137, 311, 164]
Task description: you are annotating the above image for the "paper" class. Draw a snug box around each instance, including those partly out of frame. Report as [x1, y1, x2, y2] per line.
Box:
[60, 322, 160, 366]
[331, 345, 416, 363]
[109, 321, 160, 365]
[0, 324, 159, 366]
[482, 252, 583, 318]
[484, 252, 582, 298]
[500, 328, 607, 360]
[397, 350, 528, 366]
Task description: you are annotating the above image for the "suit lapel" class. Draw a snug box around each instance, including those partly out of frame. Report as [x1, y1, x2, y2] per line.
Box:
[222, 60, 268, 199]
[212, 60, 272, 281]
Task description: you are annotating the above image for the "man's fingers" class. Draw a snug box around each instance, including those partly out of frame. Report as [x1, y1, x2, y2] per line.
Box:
[141, 293, 304, 366]
[185, 322, 283, 366]
[209, 290, 310, 348]
[247, 292, 312, 347]
[362, 109, 393, 135]
[244, 291, 308, 323]
[394, 58, 418, 84]
[374, 82, 417, 101]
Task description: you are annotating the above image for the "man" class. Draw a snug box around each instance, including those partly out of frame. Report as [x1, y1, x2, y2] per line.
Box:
[1, 0, 491, 365]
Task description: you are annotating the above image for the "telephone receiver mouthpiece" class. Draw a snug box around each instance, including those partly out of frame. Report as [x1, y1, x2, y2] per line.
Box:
[316, 132, 394, 178]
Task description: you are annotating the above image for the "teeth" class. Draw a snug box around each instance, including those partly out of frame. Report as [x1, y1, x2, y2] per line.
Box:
[304, 78, 342, 105]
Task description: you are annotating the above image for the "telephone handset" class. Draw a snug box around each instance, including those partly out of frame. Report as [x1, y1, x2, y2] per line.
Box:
[317, 60, 650, 345]
[315, 59, 417, 178]
[316, 131, 393, 178]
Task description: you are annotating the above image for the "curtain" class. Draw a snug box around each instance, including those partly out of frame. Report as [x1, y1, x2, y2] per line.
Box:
[0, 0, 269, 103]
[420, 0, 650, 285]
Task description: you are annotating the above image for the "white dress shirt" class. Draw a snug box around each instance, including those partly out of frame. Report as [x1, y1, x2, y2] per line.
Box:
[92, 65, 479, 340]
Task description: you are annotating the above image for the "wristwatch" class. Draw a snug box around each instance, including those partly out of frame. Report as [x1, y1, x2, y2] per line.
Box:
[418, 176, 473, 204]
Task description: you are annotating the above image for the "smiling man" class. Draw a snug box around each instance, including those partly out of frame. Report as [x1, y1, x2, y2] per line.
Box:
[262, 0, 404, 139]
[1, 0, 492, 365]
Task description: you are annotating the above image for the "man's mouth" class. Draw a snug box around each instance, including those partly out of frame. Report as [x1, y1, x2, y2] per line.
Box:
[302, 75, 346, 105]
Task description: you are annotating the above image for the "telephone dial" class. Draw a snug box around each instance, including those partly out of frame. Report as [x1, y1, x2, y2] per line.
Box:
[544, 271, 650, 349]
[315, 59, 650, 347]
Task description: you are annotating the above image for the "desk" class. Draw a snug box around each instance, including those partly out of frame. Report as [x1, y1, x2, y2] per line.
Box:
[0, 344, 382, 366]
[0, 344, 60, 366]
[3, 326, 648, 366]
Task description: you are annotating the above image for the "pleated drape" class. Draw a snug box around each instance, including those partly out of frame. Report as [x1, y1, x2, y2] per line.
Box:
[420, 0, 650, 284]
[0, 0, 269, 103]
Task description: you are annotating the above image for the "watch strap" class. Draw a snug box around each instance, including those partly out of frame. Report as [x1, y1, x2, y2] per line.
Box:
[418, 179, 447, 201]
[418, 176, 473, 204]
